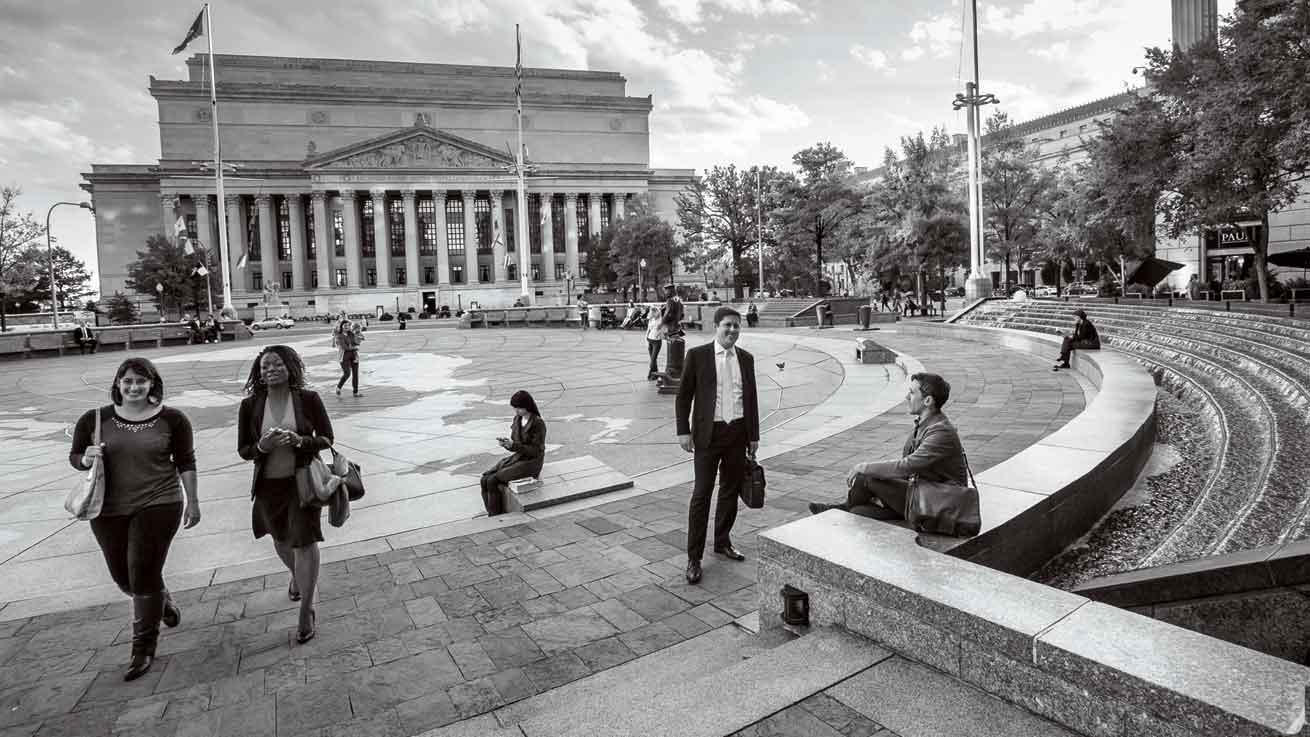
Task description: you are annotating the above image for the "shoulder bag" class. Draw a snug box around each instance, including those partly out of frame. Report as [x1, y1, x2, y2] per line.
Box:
[64, 407, 106, 520]
[738, 452, 766, 509]
[904, 453, 981, 537]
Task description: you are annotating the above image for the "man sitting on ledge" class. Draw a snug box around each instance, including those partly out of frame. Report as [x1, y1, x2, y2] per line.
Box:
[1053, 309, 1100, 371]
[808, 372, 967, 521]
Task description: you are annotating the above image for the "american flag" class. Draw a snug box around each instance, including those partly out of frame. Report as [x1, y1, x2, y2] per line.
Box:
[515, 25, 523, 118]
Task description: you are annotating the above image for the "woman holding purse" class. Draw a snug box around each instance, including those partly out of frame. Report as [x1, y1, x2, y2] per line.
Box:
[479, 391, 546, 516]
[237, 345, 334, 644]
[68, 357, 200, 681]
[332, 318, 364, 397]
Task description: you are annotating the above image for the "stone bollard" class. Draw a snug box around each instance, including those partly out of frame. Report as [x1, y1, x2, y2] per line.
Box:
[858, 305, 872, 330]
[816, 303, 828, 328]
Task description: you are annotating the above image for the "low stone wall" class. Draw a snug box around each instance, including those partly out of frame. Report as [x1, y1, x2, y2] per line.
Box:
[0, 321, 249, 358]
[758, 515, 1310, 737]
[904, 323, 1158, 576]
[1074, 540, 1310, 664]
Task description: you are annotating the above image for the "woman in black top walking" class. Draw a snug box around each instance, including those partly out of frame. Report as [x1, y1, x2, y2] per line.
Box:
[480, 391, 547, 516]
[333, 318, 364, 397]
[238, 345, 334, 644]
[69, 357, 200, 681]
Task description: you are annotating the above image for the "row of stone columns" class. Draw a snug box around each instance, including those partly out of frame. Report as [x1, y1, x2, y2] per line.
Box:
[180, 190, 627, 292]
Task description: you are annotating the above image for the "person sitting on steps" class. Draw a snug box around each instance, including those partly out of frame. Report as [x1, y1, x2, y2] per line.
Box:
[480, 391, 546, 516]
[1053, 309, 1100, 371]
[807, 373, 967, 521]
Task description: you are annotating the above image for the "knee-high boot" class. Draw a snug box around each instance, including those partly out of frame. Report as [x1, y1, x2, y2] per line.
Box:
[126, 593, 164, 681]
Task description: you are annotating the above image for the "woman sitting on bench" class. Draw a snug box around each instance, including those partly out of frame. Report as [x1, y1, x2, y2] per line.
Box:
[480, 391, 546, 516]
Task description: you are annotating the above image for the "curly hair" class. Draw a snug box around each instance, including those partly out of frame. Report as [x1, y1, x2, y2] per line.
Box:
[243, 345, 307, 395]
[110, 357, 165, 405]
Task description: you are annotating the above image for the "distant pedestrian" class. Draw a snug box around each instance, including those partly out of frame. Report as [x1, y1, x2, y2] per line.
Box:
[238, 345, 334, 645]
[646, 303, 666, 380]
[1053, 309, 1100, 370]
[333, 318, 364, 397]
[661, 284, 685, 339]
[71, 319, 98, 354]
[69, 357, 200, 681]
[577, 296, 590, 329]
[481, 391, 546, 516]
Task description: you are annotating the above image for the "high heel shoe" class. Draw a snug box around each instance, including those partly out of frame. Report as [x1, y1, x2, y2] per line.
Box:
[288, 579, 301, 602]
[296, 610, 316, 644]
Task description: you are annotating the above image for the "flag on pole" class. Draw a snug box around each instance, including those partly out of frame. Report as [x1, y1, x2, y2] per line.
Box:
[236, 252, 247, 270]
[515, 25, 523, 117]
[172, 7, 205, 55]
[183, 240, 194, 255]
[194, 264, 209, 276]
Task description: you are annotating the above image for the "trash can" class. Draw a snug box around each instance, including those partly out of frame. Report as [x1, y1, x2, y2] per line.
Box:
[858, 305, 872, 329]
[816, 303, 828, 328]
[665, 337, 686, 379]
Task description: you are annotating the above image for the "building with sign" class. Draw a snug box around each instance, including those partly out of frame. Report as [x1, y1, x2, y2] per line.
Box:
[80, 54, 694, 316]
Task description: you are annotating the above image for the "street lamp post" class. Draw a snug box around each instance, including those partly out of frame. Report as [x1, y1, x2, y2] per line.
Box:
[638, 258, 647, 301]
[45, 201, 94, 329]
[155, 282, 165, 322]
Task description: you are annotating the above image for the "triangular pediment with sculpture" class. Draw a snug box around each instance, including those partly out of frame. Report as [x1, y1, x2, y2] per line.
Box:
[305, 126, 513, 171]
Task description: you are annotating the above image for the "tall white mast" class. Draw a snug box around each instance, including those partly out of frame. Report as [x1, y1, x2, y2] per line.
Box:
[203, 4, 233, 311]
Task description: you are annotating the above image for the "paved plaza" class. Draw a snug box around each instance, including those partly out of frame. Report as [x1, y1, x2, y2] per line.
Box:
[0, 323, 1086, 736]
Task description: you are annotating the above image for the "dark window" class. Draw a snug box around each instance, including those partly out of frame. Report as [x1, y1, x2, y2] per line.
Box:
[305, 202, 317, 260]
[282, 271, 292, 289]
[418, 198, 437, 255]
[332, 209, 345, 258]
[508, 263, 518, 281]
[310, 270, 319, 288]
[555, 263, 567, 280]
[474, 195, 492, 254]
[361, 198, 375, 257]
[478, 264, 490, 283]
[552, 196, 566, 253]
[529, 195, 543, 254]
[505, 207, 516, 253]
[335, 268, 347, 287]
[446, 198, 465, 255]
[389, 198, 405, 257]
[395, 268, 406, 285]
[576, 196, 589, 253]
[423, 266, 435, 284]
[451, 264, 464, 284]
[185, 214, 198, 243]
[252, 269, 263, 286]
[366, 268, 377, 286]
[277, 199, 291, 260]
[600, 196, 611, 232]
[531, 264, 540, 281]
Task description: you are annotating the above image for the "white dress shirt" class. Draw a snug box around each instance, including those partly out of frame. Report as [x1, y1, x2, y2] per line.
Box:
[713, 341, 744, 422]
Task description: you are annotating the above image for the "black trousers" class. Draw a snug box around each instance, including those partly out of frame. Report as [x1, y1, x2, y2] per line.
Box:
[647, 339, 662, 376]
[337, 352, 359, 392]
[845, 473, 909, 519]
[1058, 338, 1098, 364]
[89, 502, 183, 595]
[686, 419, 746, 560]
[76, 338, 97, 355]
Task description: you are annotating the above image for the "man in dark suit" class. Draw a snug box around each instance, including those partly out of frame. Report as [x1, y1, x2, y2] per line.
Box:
[71, 320, 97, 355]
[1053, 309, 1099, 370]
[676, 306, 760, 584]
[808, 372, 966, 520]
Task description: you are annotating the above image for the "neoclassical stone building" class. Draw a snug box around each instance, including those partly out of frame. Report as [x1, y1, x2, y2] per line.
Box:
[81, 54, 694, 315]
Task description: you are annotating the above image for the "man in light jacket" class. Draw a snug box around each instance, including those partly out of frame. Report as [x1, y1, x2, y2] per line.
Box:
[808, 372, 966, 520]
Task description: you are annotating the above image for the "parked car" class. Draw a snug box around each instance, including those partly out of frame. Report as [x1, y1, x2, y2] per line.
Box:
[1034, 286, 1059, 298]
[945, 286, 965, 297]
[1066, 283, 1100, 297]
[250, 316, 294, 330]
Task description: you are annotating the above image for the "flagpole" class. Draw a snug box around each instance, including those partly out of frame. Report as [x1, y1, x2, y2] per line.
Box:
[515, 25, 531, 304]
[756, 169, 763, 297]
[203, 3, 233, 313]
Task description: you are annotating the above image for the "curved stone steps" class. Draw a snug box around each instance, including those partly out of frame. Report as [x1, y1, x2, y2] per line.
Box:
[961, 311, 1300, 557]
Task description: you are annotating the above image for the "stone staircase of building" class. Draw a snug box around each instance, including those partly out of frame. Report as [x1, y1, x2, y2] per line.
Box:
[750, 299, 821, 327]
[959, 300, 1310, 564]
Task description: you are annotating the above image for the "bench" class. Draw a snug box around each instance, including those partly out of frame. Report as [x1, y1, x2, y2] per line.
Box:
[97, 329, 129, 351]
[160, 325, 195, 346]
[527, 308, 550, 326]
[0, 335, 29, 359]
[129, 327, 162, 349]
[1221, 289, 1248, 302]
[505, 309, 527, 327]
[502, 455, 634, 513]
[27, 333, 70, 357]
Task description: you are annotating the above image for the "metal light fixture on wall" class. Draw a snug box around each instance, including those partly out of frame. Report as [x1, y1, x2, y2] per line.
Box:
[780, 585, 809, 627]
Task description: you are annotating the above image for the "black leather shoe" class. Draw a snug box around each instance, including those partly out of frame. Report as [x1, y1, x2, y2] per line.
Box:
[714, 546, 746, 561]
[162, 595, 180, 629]
[124, 653, 153, 681]
[685, 560, 702, 584]
[808, 502, 844, 515]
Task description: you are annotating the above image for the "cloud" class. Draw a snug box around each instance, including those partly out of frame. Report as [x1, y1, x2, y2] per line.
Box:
[850, 44, 892, 72]
[652, 94, 809, 167]
[816, 60, 832, 82]
[901, 46, 925, 61]
[907, 11, 961, 58]
[982, 0, 1114, 38]
[1033, 41, 1071, 60]
[655, 0, 805, 28]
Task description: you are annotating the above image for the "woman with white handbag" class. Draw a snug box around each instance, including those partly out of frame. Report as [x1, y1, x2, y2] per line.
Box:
[67, 357, 200, 681]
[237, 345, 334, 644]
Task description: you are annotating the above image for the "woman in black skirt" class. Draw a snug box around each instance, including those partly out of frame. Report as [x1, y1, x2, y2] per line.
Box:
[480, 390, 547, 516]
[237, 345, 333, 643]
[69, 357, 200, 681]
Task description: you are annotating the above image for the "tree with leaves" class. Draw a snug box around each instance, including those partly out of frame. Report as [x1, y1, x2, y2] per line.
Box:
[772, 143, 866, 296]
[11, 244, 95, 310]
[603, 202, 681, 301]
[126, 234, 221, 318]
[981, 113, 1053, 290]
[675, 164, 781, 299]
[0, 186, 46, 331]
[104, 292, 139, 325]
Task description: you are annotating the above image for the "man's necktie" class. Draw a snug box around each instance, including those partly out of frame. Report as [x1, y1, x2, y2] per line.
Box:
[721, 350, 733, 421]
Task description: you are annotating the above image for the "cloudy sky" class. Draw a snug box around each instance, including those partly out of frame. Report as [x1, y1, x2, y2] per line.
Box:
[2, 0, 1234, 290]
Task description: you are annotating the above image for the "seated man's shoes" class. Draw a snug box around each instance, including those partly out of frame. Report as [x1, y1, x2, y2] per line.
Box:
[714, 545, 746, 561]
[808, 502, 845, 515]
[685, 559, 702, 584]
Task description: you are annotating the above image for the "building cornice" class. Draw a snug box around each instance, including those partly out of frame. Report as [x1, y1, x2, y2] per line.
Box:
[185, 53, 626, 84]
[149, 79, 653, 113]
[988, 91, 1138, 143]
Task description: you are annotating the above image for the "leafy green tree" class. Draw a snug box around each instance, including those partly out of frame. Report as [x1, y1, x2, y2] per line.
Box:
[12, 244, 95, 309]
[104, 292, 139, 325]
[981, 113, 1053, 289]
[0, 186, 45, 331]
[773, 143, 866, 296]
[604, 201, 680, 301]
[676, 164, 782, 299]
[125, 234, 221, 317]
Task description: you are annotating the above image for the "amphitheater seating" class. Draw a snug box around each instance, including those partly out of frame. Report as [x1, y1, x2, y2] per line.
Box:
[959, 299, 1310, 563]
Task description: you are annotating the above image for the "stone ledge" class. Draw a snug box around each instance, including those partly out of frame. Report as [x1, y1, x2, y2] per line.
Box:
[902, 323, 1157, 576]
[758, 515, 1310, 737]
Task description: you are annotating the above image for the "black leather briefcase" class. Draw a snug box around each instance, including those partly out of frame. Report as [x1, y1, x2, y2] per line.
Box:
[739, 456, 766, 509]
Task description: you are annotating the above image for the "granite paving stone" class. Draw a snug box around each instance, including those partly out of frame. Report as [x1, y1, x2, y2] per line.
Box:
[442, 565, 501, 590]
[205, 669, 265, 710]
[262, 658, 307, 694]
[474, 604, 534, 633]
[463, 546, 507, 566]
[661, 611, 713, 639]
[446, 677, 504, 720]
[474, 576, 539, 609]
[305, 643, 373, 684]
[402, 596, 449, 629]
[173, 694, 276, 737]
[517, 568, 566, 596]
[488, 667, 539, 704]
[274, 681, 352, 735]
[154, 644, 240, 694]
[618, 621, 685, 657]
[344, 649, 464, 716]
[688, 602, 736, 628]
[447, 640, 498, 680]
[587, 598, 650, 633]
[520, 609, 619, 655]
[396, 691, 461, 735]
[367, 637, 411, 666]
[434, 588, 492, 619]
[355, 584, 415, 612]
[522, 651, 592, 693]
[571, 636, 637, 672]
[157, 683, 212, 720]
[477, 629, 545, 670]
[618, 584, 693, 622]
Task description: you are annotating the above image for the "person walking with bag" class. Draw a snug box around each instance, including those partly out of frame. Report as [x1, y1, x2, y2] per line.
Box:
[480, 391, 546, 516]
[68, 357, 200, 681]
[238, 345, 334, 644]
[332, 318, 364, 397]
[645, 303, 666, 380]
[676, 307, 759, 584]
